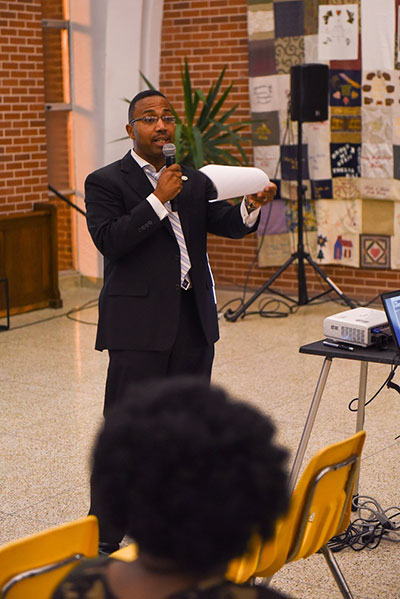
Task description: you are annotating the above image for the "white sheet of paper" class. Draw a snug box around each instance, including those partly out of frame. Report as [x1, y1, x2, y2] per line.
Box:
[199, 164, 270, 201]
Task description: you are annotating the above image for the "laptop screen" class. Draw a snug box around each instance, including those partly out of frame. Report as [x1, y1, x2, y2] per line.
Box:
[381, 290, 400, 353]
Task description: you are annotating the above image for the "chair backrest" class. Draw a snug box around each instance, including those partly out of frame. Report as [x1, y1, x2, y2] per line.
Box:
[226, 431, 366, 582]
[0, 515, 98, 599]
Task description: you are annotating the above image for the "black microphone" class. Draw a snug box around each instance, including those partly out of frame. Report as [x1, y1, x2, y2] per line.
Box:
[162, 143, 178, 210]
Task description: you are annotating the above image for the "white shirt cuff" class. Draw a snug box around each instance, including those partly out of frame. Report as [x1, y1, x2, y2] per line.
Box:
[147, 193, 169, 220]
[241, 198, 260, 227]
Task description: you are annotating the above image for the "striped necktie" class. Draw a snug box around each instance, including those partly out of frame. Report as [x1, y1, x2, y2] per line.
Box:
[144, 166, 191, 287]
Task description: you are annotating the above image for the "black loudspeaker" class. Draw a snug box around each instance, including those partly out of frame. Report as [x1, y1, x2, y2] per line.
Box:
[290, 63, 329, 122]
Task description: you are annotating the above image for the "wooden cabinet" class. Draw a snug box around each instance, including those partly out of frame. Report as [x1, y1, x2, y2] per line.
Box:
[0, 203, 62, 317]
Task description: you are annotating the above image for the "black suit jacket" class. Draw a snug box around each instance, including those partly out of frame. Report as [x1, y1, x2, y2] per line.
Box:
[85, 152, 259, 351]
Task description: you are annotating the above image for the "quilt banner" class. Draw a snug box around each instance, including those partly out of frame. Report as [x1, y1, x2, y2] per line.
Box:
[248, 0, 399, 269]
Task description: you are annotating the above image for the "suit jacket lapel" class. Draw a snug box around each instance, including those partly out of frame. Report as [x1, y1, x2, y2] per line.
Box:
[120, 152, 191, 243]
[120, 151, 154, 200]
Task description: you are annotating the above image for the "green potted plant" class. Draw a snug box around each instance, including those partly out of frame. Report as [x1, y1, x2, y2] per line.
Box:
[134, 58, 250, 169]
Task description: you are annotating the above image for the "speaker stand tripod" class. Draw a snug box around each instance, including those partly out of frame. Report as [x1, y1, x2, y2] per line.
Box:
[224, 121, 356, 322]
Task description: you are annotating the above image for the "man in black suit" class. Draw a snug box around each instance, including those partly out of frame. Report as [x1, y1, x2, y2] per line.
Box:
[85, 89, 276, 551]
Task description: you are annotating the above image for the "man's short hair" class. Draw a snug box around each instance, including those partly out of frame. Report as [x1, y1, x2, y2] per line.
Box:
[128, 90, 167, 122]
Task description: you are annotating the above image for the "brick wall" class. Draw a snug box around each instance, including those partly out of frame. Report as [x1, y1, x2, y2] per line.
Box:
[42, 27, 64, 102]
[160, 0, 250, 121]
[159, 0, 400, 303]
[41, 0, 64, 21]
[0, 0, 49, 215]
[0, 0, 73, 271]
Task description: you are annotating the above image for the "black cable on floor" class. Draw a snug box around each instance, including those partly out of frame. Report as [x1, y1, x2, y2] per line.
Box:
[65, 298, 98, 325]
[2, 298, 99, 331]
[348, 364, 399, 412]
[328, 495, 400, 552]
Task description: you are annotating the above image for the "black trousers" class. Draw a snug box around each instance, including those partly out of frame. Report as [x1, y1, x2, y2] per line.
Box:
[89, 288, 215, 545]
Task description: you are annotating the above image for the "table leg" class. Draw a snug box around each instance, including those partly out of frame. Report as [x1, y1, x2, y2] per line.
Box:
[356, 361, 368, 433]
[289, 357, 332, 492]
[353, 361, 368, 500]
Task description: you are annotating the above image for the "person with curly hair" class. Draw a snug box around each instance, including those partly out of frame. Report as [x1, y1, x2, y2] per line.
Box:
[52, 377, 293, 599]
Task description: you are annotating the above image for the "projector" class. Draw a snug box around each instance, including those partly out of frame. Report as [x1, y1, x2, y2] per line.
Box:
[323, 307, 390, 347]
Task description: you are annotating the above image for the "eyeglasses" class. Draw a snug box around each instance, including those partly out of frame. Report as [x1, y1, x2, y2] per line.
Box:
[130, 115, 176, 126]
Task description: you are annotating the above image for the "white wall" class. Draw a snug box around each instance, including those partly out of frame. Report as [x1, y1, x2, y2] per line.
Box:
[69, 0, 164, 278]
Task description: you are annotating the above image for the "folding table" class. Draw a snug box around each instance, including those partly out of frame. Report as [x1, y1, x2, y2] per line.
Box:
[289, 339, 400, 492]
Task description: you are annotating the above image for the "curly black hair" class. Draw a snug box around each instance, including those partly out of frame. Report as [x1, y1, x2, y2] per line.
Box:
[90, 377, 289, 575]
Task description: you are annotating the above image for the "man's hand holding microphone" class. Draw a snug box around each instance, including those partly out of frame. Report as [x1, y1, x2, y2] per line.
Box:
[153, 143, 182, 207]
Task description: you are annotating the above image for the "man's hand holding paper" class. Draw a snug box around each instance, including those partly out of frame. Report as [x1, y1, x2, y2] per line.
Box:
[244, 182, 277, 212]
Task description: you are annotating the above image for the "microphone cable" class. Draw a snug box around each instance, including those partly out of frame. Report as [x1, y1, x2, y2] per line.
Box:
[65, 297, 99, 325]
[0, 297, 98, 331]
[328, 495, 400, 552]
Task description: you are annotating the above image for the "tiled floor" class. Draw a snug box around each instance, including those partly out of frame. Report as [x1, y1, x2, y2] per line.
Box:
[1, 276, 399, 598]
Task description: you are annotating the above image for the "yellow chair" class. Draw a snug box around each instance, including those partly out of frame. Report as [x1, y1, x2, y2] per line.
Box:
[110, 543, 138, 562]
[227, 431, 366, 599]
[0, 515, 98, 599]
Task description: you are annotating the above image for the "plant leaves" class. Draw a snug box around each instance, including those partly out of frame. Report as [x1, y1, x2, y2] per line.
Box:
[131, 60, 250, 168]
[174, 122, 183, 162]
[139, 72, 156, 91]
[192, 126, 204, 169]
